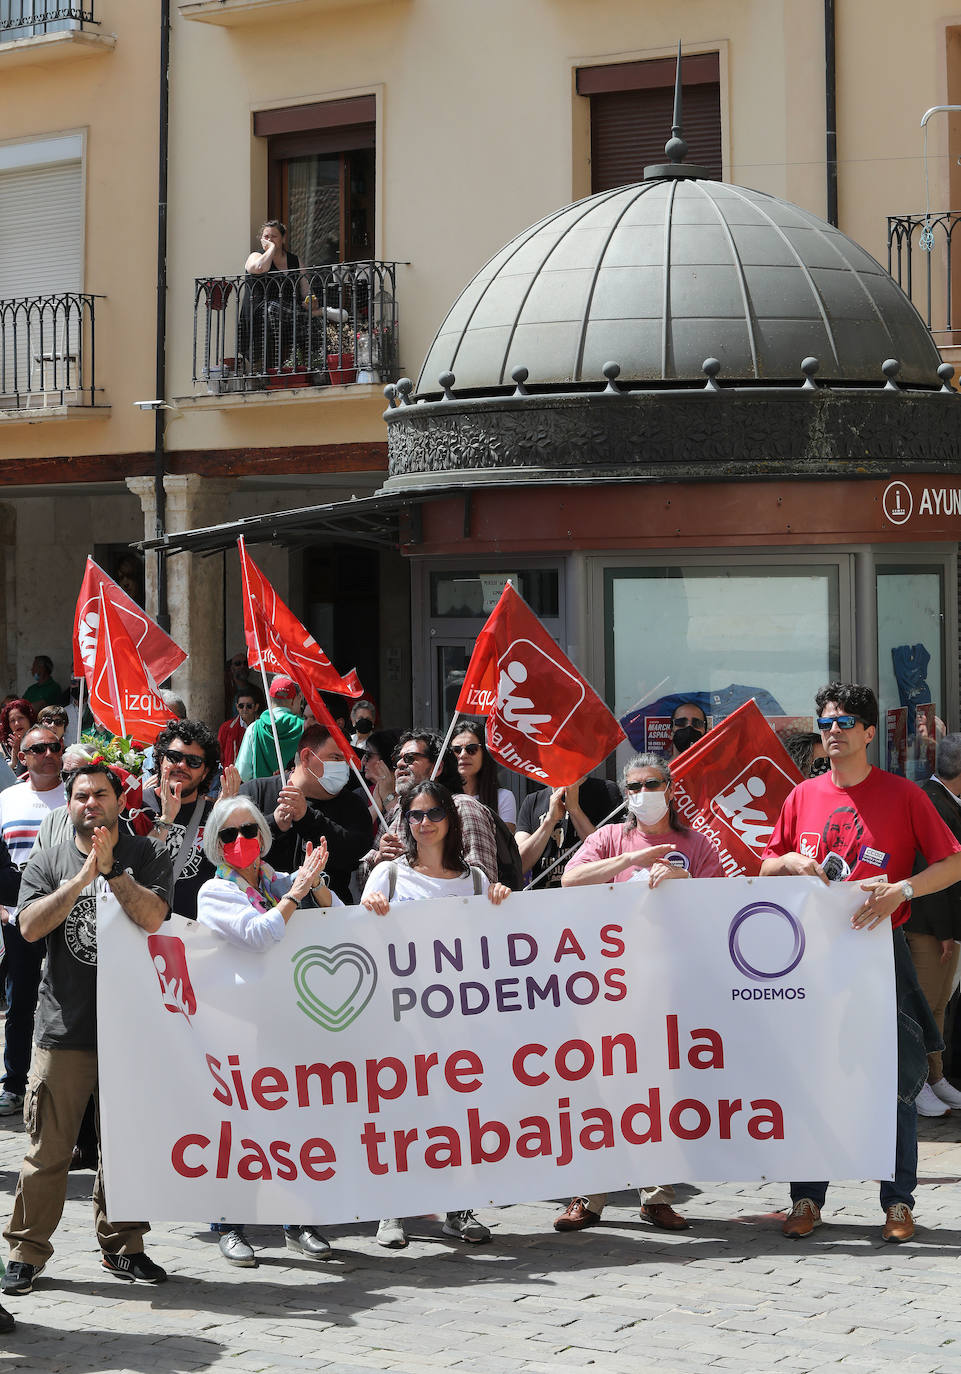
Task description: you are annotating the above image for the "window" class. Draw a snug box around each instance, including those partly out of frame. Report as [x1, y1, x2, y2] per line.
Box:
[577, 53, 722, 193]
[877, 566, 945, 779]
[255, 97, 375, 265]
[604, 564, 841, 725]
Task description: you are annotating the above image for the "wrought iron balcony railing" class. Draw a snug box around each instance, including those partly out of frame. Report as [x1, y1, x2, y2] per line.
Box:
[193, 261, 400, 394]
[0, 3, 98, 40]
[0, 292, 102, 410]
[887, 210, 961, 340]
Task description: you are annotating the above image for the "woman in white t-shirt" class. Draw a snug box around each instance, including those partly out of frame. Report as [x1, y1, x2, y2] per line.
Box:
[361, 780, 510, 1250]
[449, 720, 517, 830]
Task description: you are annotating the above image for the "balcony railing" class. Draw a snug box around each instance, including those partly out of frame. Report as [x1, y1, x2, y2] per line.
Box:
[193, 261, 400, 395]
[0, 292, 102, 410]
[0, 4, 97, 40]
[887, 210, 961, 340]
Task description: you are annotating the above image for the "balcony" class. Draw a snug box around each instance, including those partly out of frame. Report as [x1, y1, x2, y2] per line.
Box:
[0, 292, 105, 419]
[887, 210, 961, 354]
[179, 0, 386, 26]
[0, 3, 114, 66]
[192, 261, 400, 401]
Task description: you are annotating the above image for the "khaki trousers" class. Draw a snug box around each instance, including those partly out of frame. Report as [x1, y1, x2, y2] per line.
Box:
[905, 932, 960, 1083]
[584, 1185, 676, 1215]
[3, 1046, 149, 1267]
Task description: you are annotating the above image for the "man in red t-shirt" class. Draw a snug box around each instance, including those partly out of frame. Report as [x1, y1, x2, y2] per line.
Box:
[761, 682, 961, 1244]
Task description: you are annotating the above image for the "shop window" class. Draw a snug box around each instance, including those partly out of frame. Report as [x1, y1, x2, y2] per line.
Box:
[604, 565, 840, 728]
[577, 52, 722, 193]
[255, 96, 375, 265]
[877, 566, 945, 780]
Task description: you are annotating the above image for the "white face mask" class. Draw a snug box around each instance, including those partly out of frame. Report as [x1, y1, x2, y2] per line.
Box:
[627, 789, 669, 826]
[313, 760, 349, 796]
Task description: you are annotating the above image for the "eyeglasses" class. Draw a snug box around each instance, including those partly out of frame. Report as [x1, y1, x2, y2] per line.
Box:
[672, 717, 705, 731]
[406, 805, 446, 825]
[219, 822, 260, 844]
[164, 748, 206, 770]
[625, 779, 668, 793]
[393, 749, 431, 766]
[451, 743, 481, 756]
[23, 740, 63, 756]
[816, 714, 865, 731]
[237, 701, 258, 712]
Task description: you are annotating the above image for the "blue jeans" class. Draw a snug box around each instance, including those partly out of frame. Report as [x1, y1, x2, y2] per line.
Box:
[2, 924, 44, 1096]
[790, 1098, 917, 1212]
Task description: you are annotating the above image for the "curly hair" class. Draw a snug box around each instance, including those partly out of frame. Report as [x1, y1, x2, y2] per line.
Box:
[0, 698, 36, 749]
[154, 718, 219, 780]
[814, 683, 878, 731]
[399, 781, 466, 873]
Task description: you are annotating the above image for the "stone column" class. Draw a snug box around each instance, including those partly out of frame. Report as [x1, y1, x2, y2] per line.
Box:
[127, 475, 235, 730]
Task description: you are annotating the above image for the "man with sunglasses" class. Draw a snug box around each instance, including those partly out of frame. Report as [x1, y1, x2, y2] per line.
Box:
[761, 682, 961, 1243]
[669, 701, 708, 758]
[0, 727, 67, 1116]
[137, 721, 220, 922]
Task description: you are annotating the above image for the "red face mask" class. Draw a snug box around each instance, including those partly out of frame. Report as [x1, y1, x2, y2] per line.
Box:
[223, 835, 261, 870]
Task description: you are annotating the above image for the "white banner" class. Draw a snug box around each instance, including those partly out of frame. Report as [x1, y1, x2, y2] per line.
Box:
[98, 878, 897, 1224]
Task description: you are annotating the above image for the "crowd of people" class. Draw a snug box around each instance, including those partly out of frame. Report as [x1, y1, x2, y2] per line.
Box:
[0, 660, 958, 1335]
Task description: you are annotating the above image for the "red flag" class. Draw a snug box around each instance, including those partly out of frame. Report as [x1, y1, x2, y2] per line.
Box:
[455, 583, 625, 787]
[240, 556, 359, 770]
[238, 539, 362, 699]
[73, 558, 186, 686]
[90, 588, 178, 746]
[669, 699, 803, 877]
[340, 668, 365, 699]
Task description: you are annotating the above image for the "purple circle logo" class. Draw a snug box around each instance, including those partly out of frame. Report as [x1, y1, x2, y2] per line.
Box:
[728, 902, 805, 981]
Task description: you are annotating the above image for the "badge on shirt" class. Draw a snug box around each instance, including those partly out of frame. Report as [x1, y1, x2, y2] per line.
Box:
[799, 833, 820, 860]
[858, 844, 890, 869]
[665, 851, 690, 870]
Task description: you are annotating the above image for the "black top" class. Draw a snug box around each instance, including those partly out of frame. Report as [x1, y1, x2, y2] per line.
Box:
[130, 787, 216, 921]
[517, 778, 623, 888]
[907, 778, 961, 941]
[239, 775, 372, 903]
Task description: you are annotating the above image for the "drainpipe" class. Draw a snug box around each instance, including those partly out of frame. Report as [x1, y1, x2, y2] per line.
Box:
[154, 0, 171, 630]
[824, 0, 838, 226]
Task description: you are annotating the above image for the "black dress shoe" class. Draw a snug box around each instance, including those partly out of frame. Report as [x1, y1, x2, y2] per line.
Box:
[0, 1303, 14, 1333]
[283, 1225, 332, 1260]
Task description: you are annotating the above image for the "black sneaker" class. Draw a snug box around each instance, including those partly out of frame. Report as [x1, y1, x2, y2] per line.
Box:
[0, 1304, 13, 1333]
[0, 1260, 44, 1295]
[101, 1251, 167, 1284]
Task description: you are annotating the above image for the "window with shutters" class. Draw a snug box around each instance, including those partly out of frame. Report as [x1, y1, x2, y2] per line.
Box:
[577, 53, 722, 193]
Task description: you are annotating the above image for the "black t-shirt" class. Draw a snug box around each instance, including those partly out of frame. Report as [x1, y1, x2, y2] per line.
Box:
[517, 778, 623, 888]
[131, 787, 215, 921]
[18, 831, 172, 1051]
[239, 775, 372, 903]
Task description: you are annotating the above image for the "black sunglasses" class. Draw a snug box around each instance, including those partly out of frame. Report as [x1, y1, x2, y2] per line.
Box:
[816, 714, 865, 731]
[625, 779, 668, 793]
[406, 805, 446, 825]
[393, 749, 431, 765]
[219, 822, 260, 844]
[672, 716, 705, 731]
[24, 740, 63, 756]
[452, 742, 481, 756]
[164, 748, 206, 770]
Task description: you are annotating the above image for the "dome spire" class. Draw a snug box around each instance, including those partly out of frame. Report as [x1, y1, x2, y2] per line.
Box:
[644, 41, 712, 181]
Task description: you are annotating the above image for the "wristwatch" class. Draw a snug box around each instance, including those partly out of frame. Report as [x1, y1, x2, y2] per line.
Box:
[901, 880, 915, 901]
[105, 859, 125, 881]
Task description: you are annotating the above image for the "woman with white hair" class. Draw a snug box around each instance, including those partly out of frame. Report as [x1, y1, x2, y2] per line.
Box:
[196, 796, 338, 1267]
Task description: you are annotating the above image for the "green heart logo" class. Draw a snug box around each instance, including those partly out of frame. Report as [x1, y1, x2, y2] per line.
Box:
[291, 943, 378, 1031]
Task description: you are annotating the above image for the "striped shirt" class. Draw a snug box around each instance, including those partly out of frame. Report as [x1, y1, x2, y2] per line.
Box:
[0, 780, 66, 869]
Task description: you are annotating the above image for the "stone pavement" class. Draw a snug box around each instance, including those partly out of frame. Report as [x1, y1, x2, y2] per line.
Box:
[0, 1110, 959, 1373]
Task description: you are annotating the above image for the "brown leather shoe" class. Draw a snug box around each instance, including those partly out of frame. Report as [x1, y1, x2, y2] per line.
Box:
[640, 1202, 690, 1231]
[781, 1198, 822, 1238]
[554, 1198, 601, 1231]
[882, 1203, 914, 1243]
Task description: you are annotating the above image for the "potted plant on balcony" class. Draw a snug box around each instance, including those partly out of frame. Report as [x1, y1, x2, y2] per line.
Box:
[326, 319, 356, 386]
[266, 346, 313, 390]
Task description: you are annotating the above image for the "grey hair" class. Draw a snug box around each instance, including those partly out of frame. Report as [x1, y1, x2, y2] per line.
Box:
[159, 690, 187, 719]
[62, 743, 97, 772]
[936, 733, 961, 782]
[620, 752, 672, 790]
[202, 795, 272, 868]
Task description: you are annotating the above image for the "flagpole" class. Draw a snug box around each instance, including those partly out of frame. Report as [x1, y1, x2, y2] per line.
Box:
[347, 757, 388, 832]
[430, 712, 460, 782]
[527, 798, 627, 889]
[100, 587, 127, 739]
[75, 676, 86, 745]
[239, 539, 287, 783]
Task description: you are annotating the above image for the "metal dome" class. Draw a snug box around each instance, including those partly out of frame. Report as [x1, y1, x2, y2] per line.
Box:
[418, 177, 942, 391]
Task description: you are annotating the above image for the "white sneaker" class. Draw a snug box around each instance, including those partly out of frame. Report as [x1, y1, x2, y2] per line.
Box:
[0, 1091, 24, 1117]
[376, 1217, 407, 1248]
[916, 1081, 950, 1116]
[930, 1077, 961, 1108]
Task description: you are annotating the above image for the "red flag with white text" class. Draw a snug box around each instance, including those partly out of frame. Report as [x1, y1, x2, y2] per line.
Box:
[90, 589, 178, 746]
[73, 558, 185, 686]
[455, 583, 625, 786]
[669, 698, 803, 877]
[238, 539, 363, 699]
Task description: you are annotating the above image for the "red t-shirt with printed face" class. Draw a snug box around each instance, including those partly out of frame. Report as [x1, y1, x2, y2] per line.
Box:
[762, 767, 961, 927]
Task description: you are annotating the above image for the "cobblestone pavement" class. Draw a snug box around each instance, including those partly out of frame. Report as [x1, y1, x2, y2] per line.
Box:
[0, 1108, 959, 1373]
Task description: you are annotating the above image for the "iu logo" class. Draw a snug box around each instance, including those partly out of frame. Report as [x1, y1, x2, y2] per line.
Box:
[76, 595, 153, 671]
[147, 933, 197, 1023]
[495, 639, 584, 745]
[710, 757, 796, 856]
